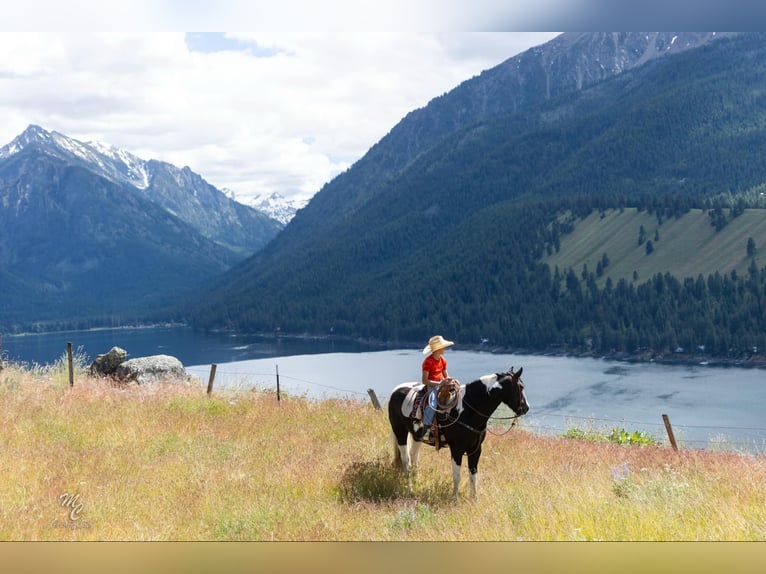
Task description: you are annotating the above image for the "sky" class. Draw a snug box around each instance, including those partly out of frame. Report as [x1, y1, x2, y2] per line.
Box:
[0, 30, 559, 204]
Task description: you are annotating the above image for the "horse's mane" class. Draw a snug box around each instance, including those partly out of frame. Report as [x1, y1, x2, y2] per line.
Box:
[461, 374, 496, 403]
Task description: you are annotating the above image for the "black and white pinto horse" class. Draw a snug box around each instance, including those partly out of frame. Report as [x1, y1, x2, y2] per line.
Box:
[388, 367, 529, 499]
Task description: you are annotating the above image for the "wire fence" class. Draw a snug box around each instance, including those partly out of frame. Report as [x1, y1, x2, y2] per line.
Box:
[521, 409, 766, 452]
[191, 363, 766, 455]
[196, 365, 372, 398]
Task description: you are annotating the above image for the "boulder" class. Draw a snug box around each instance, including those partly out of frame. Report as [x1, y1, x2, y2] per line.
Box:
[115, 354, 186, 384]
[89, 346, 128, 376]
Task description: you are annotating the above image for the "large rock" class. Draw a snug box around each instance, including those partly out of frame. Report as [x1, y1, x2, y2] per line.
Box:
[89, 346, 128, 377]
[115, 354, 186, 384]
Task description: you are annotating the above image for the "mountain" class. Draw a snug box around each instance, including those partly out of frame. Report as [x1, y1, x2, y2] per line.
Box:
[0, 126, 283, 330]
[0, 126, 283, 255]
[188, 32, 766, 359]
[248, 192, 307, 225]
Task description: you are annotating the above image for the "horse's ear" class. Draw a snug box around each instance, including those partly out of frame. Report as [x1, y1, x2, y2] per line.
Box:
[515, 367, 523, 378]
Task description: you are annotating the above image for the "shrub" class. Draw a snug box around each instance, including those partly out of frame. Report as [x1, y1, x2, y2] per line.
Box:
[564, 425, 659, 446]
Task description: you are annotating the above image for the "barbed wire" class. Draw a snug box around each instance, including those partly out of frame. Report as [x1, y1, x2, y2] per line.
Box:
[529, 410, 668, 428]
[193, 367, 369, 397]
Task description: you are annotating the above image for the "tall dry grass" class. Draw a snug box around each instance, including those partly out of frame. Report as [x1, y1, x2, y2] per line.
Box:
[1, 362, 765, 541]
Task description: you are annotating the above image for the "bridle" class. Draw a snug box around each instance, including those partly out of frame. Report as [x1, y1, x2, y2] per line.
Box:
[447, 372, 526, 436]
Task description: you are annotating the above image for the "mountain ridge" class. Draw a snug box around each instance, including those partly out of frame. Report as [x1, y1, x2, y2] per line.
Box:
[274, 32, 734, 248]
[1, 125, 284, 253]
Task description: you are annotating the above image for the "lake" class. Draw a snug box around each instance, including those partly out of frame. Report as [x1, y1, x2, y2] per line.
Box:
[3, 326, 765, 452]
[0, 325, 382, 366]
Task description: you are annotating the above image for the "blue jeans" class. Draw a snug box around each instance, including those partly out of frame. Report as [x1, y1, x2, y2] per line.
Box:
[422, 387, 437, 426]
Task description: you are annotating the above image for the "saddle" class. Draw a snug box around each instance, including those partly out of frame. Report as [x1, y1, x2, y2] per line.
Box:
[400, 378, 462, 420]
[400, 379, 462, 450]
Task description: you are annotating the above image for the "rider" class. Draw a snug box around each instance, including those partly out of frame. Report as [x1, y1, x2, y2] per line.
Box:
[416, 335, 454, 441]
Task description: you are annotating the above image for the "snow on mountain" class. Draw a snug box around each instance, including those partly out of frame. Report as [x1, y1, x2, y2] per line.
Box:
[2, 125, 305, 225]
[250, 192, 307, 225]
[225, 189, 307, 225]
[87, 140, 151, 189]
[0, 124, 152, 190]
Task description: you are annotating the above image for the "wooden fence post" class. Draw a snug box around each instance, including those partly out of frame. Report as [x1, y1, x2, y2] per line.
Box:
[662, 414, 678, 451]
[67, 342, 74, 388]
[206, 363, 217, 396]
[367, 389, 381, 410]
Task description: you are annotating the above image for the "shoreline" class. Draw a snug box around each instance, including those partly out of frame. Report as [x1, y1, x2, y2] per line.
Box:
[3, 325, 765, 371]
[254, 332, 766, 370]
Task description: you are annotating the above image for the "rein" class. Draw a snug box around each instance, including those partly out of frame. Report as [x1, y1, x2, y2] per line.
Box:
[463, 396, 523, 422]
[458, 400, 520, 437]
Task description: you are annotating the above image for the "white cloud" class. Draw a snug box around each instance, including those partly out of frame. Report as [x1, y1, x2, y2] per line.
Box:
[0, 31, 559, 203]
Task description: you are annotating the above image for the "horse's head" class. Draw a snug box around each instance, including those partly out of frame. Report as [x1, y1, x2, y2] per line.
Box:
[497, 367, 529, 416]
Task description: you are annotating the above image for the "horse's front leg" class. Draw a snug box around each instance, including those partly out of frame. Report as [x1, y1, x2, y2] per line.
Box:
[467, 445, 482, 500]
[450, 448, 463, 500]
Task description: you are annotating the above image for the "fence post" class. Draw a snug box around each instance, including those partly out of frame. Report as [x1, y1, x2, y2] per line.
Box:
[67, 342, 74, 388]
[276, 364, 281, 402]
[367, 389, 381, 410]
[662, 414, 678, 451]
[206, 363, 217, 396]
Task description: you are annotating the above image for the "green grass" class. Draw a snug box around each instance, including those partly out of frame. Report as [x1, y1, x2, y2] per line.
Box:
[1, 363, 765, 541]
[544, 208, 766, 286]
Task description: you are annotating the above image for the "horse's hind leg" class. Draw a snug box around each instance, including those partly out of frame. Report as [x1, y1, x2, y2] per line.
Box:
[391, 430, 411, 474]
[409, 438, 422, 473]
[391, 432, 417, 495]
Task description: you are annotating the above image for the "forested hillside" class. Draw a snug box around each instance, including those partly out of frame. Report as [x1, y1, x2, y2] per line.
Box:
[187, 33, 766, 362]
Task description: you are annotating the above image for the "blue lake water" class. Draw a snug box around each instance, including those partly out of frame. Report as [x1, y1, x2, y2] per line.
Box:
[1, 326, 380, 366]
[3, 326, 766, 452]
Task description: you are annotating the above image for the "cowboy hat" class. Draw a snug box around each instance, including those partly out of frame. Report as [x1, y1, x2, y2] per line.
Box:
[422, 335, 454, 354]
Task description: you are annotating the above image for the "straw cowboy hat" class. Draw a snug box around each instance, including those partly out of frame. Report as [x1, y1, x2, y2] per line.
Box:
[422, 335, 455, 354]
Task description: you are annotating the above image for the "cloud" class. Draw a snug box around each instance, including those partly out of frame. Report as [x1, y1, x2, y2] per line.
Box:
[0, 31, 560, 203]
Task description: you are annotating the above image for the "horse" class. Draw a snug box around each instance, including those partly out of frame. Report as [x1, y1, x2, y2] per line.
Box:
[388, 367, 528, 500]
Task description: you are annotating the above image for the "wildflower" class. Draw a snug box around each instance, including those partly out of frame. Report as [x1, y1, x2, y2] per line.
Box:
[611, 461, 630, 482]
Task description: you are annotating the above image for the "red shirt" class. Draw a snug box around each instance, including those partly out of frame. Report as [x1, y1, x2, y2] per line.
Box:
[422, 354, 447, 382]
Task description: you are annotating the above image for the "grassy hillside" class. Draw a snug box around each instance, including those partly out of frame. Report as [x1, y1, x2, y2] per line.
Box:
[2, 362, 765, 542]
[545, 208, 766, 286]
